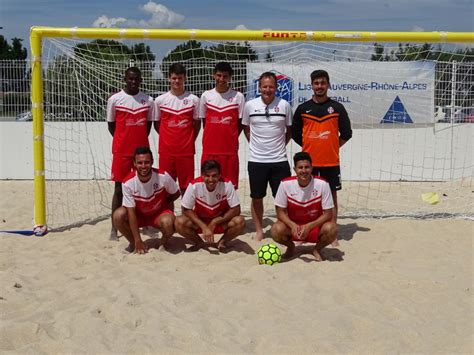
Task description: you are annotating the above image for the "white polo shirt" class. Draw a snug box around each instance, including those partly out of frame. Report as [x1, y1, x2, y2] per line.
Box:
[242, 96, 292, 163]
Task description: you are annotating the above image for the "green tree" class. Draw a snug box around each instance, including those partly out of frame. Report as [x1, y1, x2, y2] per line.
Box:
[370, 43, 385, 61]
[0, 36, 29, 114]
[0, 36, 27, 60]
[161, 40, 258, 95]
[44, 39, 157, 121]
[265, 49, 274, 63]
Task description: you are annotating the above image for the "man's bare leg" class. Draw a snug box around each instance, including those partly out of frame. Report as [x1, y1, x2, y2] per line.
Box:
[314, 222, 338, 261]
[251, 198, 264, 241]
[156, 213, 176, 251]
[216, 216, 246, 252]
[330, 190, 340, 247]
[270, 220, 295, 259]
[175, 216, 205, 252]
[110, 182, 122, 241]
[113, 207, 135, 252]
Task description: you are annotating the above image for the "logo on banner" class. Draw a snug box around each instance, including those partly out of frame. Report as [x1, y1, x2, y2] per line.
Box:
[253, 71, 294, 105]
[380, 96, 413, 124]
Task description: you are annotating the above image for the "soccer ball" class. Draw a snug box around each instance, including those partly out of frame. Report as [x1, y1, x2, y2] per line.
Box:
[257, 243, 282, 265]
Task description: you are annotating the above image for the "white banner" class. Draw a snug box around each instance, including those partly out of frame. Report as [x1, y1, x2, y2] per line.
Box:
[246, 62, 435, 125]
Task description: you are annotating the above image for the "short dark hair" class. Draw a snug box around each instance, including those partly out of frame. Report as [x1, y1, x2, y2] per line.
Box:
[214, 62, 233, 76]
[293, 151, 312, 166]
[258, 71, 277, 87]
[201, 159, 221, 174]
[134, 146, 153, 161]
[169, 63, 186, 77]
[310, 70, 330, 83]
[125, 66, 141, 77]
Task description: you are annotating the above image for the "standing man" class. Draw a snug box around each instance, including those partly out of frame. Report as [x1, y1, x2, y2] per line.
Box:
[292, 69, 352, 245]
[107, 67, 154, 241]
[271, 152, 338, 261]
[113, 147, 180, 254]
[154, 63, 200, 195]
[175, 160, 246, 252]
[199, 62, 245, 188]
[242, 72, 293, 241]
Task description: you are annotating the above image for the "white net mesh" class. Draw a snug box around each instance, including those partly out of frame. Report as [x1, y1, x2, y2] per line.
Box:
[38, 37, 473, 229]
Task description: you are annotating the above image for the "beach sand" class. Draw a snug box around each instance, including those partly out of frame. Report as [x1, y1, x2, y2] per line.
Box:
[0, 181, 472, 353]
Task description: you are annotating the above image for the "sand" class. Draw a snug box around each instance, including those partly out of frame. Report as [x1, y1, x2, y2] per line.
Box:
[0, 181, 472, 354]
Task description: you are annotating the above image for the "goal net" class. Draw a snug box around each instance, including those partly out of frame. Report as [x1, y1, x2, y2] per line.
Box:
[31, 28, 473, 230]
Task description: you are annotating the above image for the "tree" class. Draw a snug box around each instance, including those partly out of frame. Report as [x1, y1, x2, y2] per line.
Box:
[265, 50, 274, 63]
[161, 40, 258, 95]
[370, 43, 385, 61]
[371, 42, 474, 62]
[0, 36, 27, 60]
[43, 39, 157, 120]
[0, 36, 29, 115]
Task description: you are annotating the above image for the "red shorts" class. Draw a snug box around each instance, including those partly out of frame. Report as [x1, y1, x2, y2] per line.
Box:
[136, 209, 174, 228]
[201, 153, 239, 189]
[111, 154, 134, 183]
[159, 154, 195, 191]
[292, 225, 323, 243]
[196, 218, 225, 234]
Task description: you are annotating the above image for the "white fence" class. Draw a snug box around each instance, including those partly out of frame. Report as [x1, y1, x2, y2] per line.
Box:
[1, 122, 472, 181]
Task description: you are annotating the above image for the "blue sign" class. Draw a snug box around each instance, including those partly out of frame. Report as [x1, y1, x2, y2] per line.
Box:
[252, 71, 294, 105]
[381, 96, 413, 124]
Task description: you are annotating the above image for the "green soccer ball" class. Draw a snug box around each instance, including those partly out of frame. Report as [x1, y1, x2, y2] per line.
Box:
[257, 243, 282, 265]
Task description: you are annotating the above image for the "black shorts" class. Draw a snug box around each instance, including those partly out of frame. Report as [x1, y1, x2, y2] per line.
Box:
[248, 161, 291, 199]
[312, 166, 342, 191]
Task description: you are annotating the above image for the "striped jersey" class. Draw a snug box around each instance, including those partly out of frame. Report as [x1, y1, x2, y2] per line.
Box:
[107, 90, 154, 156]
[199, 88, 245, 155]
[155, 91, 199, 156]
[181, 177, 240, 219]
[242, 96, 292, 163]
[292, 98, 352, 166]
[274, 176, 334, 224]
[122, 168, 179, 217]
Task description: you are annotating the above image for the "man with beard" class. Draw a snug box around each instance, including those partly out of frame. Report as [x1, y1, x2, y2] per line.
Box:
[270, 152, 337, 261]
[292, 70, 352, 246]
[113, 147, 180, 254]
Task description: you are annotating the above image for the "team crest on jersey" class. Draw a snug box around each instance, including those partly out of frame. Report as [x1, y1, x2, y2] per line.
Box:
[153, 183, 159, 190]
[183, 99, 189, 105]
[274, 106, 280, 113]
[141, 99, 147, 105]
[227, 97, 234, 102]
[216, 193, 222, 200]
[328, 106, 334, 114]
[312, 189, 318, 197]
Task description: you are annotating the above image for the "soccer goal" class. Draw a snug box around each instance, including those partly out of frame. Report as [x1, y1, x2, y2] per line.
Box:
[29, 27, 474, 232]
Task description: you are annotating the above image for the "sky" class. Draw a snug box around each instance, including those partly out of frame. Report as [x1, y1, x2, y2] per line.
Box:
[1, 0, 473, 59]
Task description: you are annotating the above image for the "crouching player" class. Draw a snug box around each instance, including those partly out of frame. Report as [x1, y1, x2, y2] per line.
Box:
[175, 160, 246, 252]
[113, 147, 180, 254]
[271, 152, 338, 261]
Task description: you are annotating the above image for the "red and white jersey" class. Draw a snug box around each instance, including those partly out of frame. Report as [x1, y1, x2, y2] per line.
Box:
[122, 168, 179, 217]
[155, 91, 199, 156]
[199, 88, 245, 155]
[107, 90, 154, 156]
[181, 177, 240, 219]
[274, 176, 334, 224]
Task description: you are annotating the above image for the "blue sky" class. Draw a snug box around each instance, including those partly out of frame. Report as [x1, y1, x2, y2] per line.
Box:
[1, 0, 473, 58]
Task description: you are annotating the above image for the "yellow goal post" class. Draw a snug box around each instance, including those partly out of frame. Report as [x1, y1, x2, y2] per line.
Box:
[30, 27, 474, 232]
